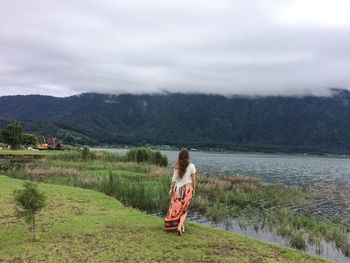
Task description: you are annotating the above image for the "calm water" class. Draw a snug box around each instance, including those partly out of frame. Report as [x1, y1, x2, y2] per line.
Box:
[94, 148, 350, 262]
[166, 150, 350, 220]
[164, 150, 350, 188]
[96, 148, 350, 219]
[103, 148, 350, 187]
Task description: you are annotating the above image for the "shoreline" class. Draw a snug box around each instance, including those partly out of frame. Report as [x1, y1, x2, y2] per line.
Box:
[0, 175, 331, 263]
[1, 148, 348, 262]
[91, 147, 350, 159]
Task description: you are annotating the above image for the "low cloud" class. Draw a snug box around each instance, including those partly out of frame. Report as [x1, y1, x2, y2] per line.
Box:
[0, 0, 349, 97]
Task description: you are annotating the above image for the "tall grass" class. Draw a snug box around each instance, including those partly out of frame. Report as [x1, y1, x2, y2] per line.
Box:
[5, 158, 170, 214]
[47, 150, 82, 161]
[94, 151, 123, 162]
[193, 174, 350, 256]
[99, 171, 169, 213]
[8, 165, 103, 190]
[48, 148, 166, 166]
[3, 154, 350, 257]
[47, 148, 121, 162]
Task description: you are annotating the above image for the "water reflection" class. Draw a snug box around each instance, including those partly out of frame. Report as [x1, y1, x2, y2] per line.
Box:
[188, 214, 349, 263]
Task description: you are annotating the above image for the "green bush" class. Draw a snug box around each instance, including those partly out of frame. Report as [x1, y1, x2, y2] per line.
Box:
[125, 148, 168, 167]
[21, 133, 38, 147]
[152, 150, 168, 166]
[81, 146, 92, 161]
[1, 122, 22, 149]
[13, 181, 46, 241]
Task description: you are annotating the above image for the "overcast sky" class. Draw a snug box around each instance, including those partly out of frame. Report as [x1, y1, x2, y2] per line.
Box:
[1, 0, 350, 97]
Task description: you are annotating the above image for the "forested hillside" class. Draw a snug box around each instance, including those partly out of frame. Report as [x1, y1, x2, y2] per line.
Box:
[1, 89, 350, 154]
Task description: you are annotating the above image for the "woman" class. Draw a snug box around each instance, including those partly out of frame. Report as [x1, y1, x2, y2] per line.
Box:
[164, 149, 196, 235]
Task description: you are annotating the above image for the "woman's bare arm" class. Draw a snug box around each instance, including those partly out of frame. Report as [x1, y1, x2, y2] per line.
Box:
[169, 182, 175, 195]
[169, 165, 178, 195]
[192, 172, 196, 195]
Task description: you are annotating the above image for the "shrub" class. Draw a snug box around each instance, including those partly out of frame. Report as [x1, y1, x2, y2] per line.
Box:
[21, 133, 38, 147]
[152, 150, 168, 166]
[81, 146, 92, 161]
[13, 181, 46, 241]
[125, 148, 168, 167]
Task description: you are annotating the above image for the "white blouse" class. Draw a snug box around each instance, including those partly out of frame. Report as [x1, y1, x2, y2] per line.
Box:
[172, 163, 196, 189]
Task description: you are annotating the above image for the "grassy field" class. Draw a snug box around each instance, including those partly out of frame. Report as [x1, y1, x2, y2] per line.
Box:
[0, 175, 332, 263]
[0, 149, 51, 155]
[2, 149, 349, 259]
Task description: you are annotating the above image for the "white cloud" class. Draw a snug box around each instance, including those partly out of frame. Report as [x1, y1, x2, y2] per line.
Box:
[275, 0, 350, 27]
[0, 0, 349, 97]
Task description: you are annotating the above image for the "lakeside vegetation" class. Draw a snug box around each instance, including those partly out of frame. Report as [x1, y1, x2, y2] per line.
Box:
[1, 148, 349, 260]
[0, 175, 331, 262]
[0, 149, 49, 155]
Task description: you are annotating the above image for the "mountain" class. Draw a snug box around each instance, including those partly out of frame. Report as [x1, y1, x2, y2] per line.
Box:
[1, 90, 350, 154]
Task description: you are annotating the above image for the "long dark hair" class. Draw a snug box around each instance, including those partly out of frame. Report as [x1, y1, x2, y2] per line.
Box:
[178, 149, 190, 179]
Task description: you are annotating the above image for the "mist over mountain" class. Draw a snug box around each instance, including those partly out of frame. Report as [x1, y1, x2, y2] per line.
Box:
[1, 89, 350, 154]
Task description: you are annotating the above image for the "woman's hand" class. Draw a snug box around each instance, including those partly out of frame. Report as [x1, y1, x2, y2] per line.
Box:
[168, 189, 173, 196]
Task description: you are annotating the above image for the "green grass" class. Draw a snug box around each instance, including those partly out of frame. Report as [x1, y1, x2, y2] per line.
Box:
[3, 157, 349, 257]
[0, 175, 332, 263]
[0, 149, 51, 155]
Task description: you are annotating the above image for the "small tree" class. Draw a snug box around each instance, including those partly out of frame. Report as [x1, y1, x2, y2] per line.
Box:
[13, 182, 46, 241]
[1, 122, 22, 149]
[21, 133, 38, 147]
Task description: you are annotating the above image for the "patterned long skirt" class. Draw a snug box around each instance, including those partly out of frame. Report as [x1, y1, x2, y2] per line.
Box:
[164, 183, 193, 231]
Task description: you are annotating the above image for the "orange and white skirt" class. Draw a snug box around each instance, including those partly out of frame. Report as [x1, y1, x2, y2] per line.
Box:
[164, 183, 193, 231]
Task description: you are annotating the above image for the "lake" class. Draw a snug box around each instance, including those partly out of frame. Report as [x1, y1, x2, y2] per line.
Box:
[94, 148, 350, 262]
[94, 148, 350, 220]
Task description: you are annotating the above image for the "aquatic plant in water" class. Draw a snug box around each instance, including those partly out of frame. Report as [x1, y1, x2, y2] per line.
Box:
[3, 154, 350, 257]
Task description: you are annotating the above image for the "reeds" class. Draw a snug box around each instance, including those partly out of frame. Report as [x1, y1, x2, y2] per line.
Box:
[94, 151, 123, 162]
[3, 154, 350, 257]
[307, 182, 350, 209]
[47, 149, 121, 162]
[98, 171, 169, 213]
[47, 150, 82, 161]
[193, 174, 350, 256]
[49, 148, 168, 166]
